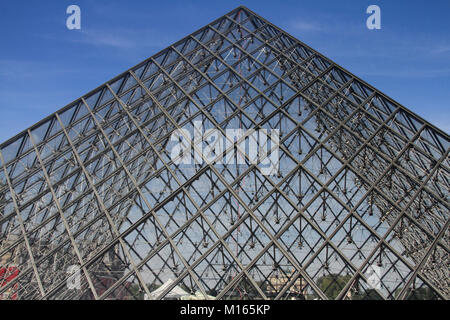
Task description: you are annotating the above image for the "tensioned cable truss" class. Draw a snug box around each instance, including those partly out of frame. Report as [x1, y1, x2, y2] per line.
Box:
[0, 6, 448, 300]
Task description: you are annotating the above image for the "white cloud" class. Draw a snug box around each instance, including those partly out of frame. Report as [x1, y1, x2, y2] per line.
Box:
[67, 27, 171, 51]
[358, 67, 450, 78]
[289, 20, 324, 32]
[0, 59, 81, 78]
[76, 29, 135, 48]
[432, 45, 450, 54]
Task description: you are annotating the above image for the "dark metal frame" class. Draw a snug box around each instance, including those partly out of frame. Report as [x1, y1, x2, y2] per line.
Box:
[0, 6, 448, 300]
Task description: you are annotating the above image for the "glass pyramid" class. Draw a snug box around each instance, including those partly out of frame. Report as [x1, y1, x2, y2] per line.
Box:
[0, 6, 448, 300]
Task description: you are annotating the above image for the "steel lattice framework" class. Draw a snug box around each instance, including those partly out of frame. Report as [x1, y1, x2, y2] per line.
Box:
[0, 6, 449, 300]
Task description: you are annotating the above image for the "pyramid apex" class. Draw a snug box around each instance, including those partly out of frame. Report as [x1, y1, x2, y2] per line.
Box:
[234, 5, 251, 13]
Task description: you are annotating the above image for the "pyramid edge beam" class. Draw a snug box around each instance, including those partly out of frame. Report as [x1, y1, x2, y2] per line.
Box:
[239, 6, 449, 142]
[0, 6, 246, 150]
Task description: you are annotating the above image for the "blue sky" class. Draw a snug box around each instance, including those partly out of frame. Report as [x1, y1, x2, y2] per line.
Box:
[0, 0, 449, 143]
